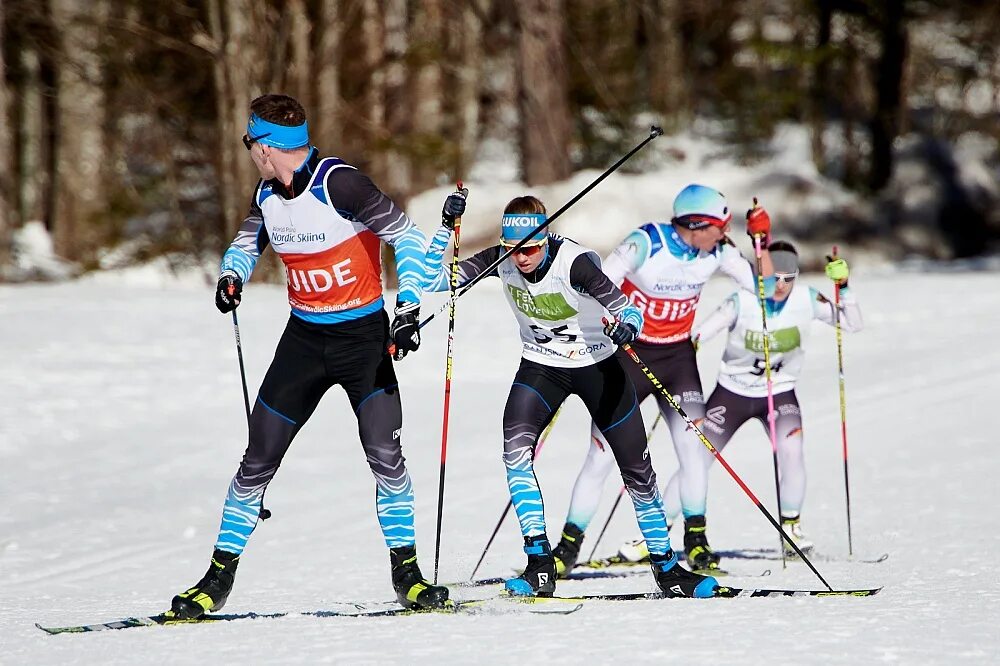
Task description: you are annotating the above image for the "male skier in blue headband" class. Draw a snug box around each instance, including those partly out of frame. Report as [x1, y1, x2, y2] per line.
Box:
[171, 94, 466, 617]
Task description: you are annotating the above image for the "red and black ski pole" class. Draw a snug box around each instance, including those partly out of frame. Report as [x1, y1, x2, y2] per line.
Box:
[611, 328, 833, 590]
[432, 183, 466, 584]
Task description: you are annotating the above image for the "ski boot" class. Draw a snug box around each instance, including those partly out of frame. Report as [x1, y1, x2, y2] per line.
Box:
[683, 515, 721, 572]
[505, 535, 556, 597]
[171, 549, 240, 619]
[781, 515, 815, 557]
[390, 546, 450, 610]
[552, 522, 585, 578]
[650, 550, 718, 598]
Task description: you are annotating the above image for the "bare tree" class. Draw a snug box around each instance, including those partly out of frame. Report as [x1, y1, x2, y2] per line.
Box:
[50, 0, 108, 261]
[409, 0, 443, 191]
[287, 0, 313, 112]
[0, 0, 11, 276]
[450, 2, 482, 178]
[382, 0, 410, 202]
[644, 0, 688, 127]
[869, 0, 908, 191]
[514, 0, 572, 185]
[314, 0, 341, 151]
[204, 0, 267, 238]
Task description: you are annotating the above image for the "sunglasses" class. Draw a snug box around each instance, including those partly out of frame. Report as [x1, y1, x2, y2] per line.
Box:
[507, 244, 545, 257]
[775, 272, 798, 283]
[242, 132, 271, 150]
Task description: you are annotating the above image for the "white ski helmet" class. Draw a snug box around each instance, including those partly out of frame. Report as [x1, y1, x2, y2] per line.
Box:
[672, 184, 732, 229]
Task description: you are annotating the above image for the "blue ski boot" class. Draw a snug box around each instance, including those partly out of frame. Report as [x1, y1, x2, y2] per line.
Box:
[650, 550, 718, 598]
[505, 535, 556, 597]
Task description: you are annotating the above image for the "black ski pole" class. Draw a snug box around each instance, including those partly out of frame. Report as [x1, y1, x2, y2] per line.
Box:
[231, 310, 252, 425]
[612, 328, 833, 590]
[585, 412, 663, 562]
[419, 125, 664, 330]
[231, 309, 270, 520]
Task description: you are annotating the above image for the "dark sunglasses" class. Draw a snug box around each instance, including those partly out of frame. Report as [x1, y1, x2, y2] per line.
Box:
[242, 132, 271, 150]
[775, 272, 798, 283]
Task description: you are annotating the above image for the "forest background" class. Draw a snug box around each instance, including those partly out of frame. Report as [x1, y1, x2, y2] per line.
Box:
[1, 0, 998, 283]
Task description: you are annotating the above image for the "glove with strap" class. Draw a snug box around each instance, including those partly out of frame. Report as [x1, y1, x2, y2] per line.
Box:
[441, 186, 469, 230]
[215, 274, 243, 313]
[746, 198, 772, 248]
[604, 319, 638, 346]
[389, 301, 421, 360]
[825, 255, 850, 287]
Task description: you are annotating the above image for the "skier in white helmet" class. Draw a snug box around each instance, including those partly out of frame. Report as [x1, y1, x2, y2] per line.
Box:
[549, 183, 774, 575]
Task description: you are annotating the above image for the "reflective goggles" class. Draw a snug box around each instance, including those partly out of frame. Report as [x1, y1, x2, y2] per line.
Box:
[775, 272, 798, 284]
[507, 244, 545, 258]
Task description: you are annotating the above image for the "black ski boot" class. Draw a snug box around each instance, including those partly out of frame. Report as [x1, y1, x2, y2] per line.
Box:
[505, 535, 556, 597]
[683, 514, 721, 572]
[650, 550, 718, 598]
[171, 549, 240, 619]
[390, 546, 450, 610]
[552, 522, 585, 578]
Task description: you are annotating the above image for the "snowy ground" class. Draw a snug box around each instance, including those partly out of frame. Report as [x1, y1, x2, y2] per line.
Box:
[2, 266, 999, 664]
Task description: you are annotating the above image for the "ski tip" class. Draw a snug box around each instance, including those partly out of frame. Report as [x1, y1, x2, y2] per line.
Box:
[713, 586, 883, 598]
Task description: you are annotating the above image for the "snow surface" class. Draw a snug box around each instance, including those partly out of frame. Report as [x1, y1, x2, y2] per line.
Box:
[3, 266, 1000, 664]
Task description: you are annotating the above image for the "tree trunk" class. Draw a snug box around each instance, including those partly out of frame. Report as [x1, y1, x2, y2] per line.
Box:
[514, 0, 572, 186]
[360, 0, 387, 181]
[223, 0, 263, 213]
[287, 0, 313, 112]
[869, 0, 908, 192]
[314, 0, 341, 153]
[452, 2, 482, 178]
[409, 0, 442, 192]
[645, 0, 687, 127]
[810, 0, 833, 172]
[51, 0, 108, 262]
[382, 0, 410, 203]
[208, 0, 267, 239]
[0, 0, 11, 276]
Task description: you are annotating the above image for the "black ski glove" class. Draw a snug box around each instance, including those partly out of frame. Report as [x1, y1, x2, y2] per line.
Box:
[604, 319, 638, 346]
[441, 187, 469, 230]
[389, 301, 421, 360]
[215, 274, 243, 313]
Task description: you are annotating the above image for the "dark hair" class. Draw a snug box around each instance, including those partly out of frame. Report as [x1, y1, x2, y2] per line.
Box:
[768, 240, 798, 255]
[503, 195, 546, 215]
[250, 94, 306, 126]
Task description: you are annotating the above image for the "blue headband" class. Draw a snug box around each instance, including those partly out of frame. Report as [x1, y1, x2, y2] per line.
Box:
[246, 113, 310, 149]
[501, 213, 548, 246]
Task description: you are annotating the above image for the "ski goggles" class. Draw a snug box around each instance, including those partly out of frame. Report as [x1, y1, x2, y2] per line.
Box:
[774, 272, 798, 283]
[673, 214, 731, 231]
[509, 244, 545, 257]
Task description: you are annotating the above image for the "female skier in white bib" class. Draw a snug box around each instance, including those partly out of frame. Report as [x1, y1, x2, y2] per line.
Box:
[660, 241, 863, 555]
[424, 194, 717, 598]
